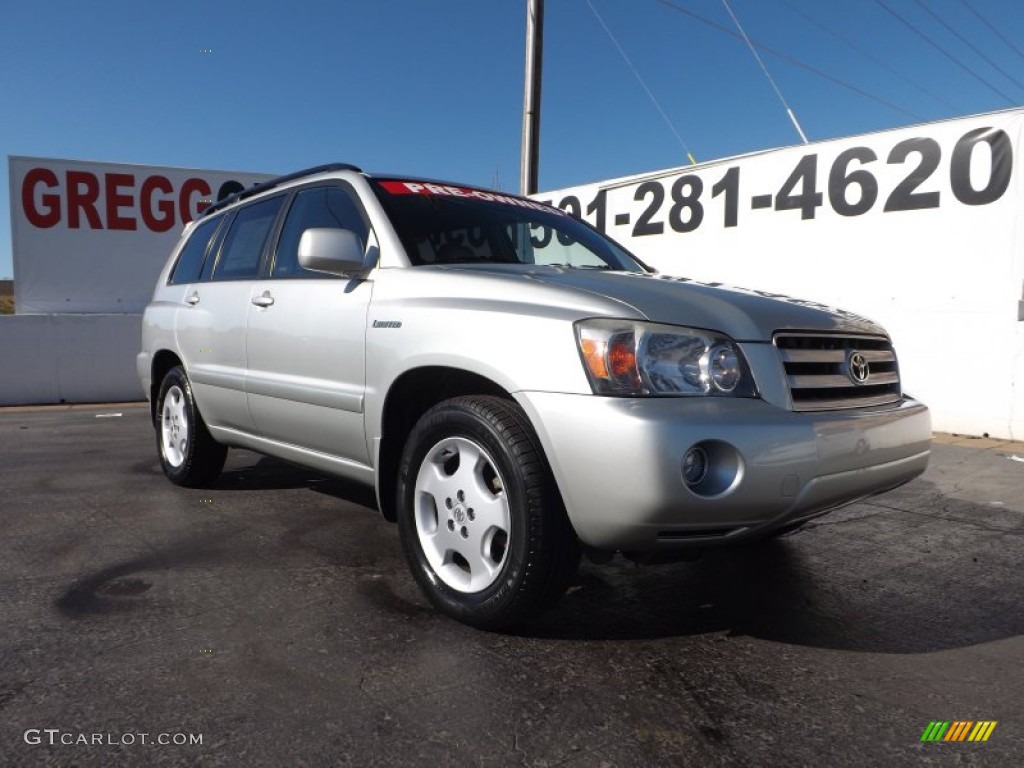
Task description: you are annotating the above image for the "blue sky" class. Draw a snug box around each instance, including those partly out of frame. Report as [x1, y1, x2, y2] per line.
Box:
[3, 0, 1024, 279]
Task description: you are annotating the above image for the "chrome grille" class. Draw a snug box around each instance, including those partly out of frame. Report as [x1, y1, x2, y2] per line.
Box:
[775, 333, 902, 411]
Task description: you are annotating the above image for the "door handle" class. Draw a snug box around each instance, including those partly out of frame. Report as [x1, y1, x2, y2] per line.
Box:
[251, 291, 275, 308]
[185, 292, 200, 306]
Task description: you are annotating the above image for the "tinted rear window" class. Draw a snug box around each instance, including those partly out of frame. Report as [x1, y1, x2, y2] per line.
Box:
[169, 216, 222, 285]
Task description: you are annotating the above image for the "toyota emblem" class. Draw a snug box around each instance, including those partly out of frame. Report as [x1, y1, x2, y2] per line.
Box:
[848, 352, 870, 384]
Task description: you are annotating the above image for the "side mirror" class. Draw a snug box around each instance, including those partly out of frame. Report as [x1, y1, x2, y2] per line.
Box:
[297, 228, 366, 275]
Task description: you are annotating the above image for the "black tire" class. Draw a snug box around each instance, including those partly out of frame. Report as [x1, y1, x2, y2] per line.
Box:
[155, 366, 227, 487]
[397, 396, 579, 630]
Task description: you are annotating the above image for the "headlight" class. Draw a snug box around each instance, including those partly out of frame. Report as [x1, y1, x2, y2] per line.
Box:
[575, 319, 757, 397]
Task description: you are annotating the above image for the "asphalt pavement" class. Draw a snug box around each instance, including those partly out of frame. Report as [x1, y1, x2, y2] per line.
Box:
[1, 404, 1021, 767]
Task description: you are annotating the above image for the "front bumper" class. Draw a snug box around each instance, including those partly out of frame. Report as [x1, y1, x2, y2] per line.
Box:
[515, 392, 931, 551]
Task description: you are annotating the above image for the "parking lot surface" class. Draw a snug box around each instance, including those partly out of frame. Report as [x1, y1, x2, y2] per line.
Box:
[1, 405, 1022, 766]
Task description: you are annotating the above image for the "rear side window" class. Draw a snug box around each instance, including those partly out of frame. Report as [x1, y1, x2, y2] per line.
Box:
[212, 196, 286, 281]
[273, 186, 370, 278]
[169, 216, 222, 285]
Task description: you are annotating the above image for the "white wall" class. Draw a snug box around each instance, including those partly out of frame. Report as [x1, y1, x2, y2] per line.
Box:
[538, 109, 1024, 440]
[0, 314, 143, 404]
[3, 157, 274, 407]
[9, 156, 273, 313]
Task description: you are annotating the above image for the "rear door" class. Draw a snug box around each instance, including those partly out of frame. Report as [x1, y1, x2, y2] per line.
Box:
[175, 195, 286, 433]
[245, 183, 374, 464]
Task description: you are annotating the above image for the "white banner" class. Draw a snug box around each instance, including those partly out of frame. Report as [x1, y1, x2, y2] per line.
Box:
[538, 109, 1024, 438]
[8, 157, 274, 313]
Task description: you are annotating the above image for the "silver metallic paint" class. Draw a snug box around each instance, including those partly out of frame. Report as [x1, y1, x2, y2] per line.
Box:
[140, 167, 932, 552]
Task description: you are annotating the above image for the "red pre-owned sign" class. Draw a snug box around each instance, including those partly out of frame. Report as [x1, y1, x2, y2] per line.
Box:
[9, 156, 272, 313]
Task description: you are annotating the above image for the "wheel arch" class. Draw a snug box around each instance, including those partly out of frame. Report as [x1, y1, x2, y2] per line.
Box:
[376, 366, 513, 522]
[150, 350, 184, 426]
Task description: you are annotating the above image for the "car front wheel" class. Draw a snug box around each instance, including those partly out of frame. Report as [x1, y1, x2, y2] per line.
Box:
[156, 366, 227, 487]
[397, 396, 579, 630]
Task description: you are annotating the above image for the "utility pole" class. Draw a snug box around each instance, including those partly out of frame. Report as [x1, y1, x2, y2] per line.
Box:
[520, 0, 544, 195]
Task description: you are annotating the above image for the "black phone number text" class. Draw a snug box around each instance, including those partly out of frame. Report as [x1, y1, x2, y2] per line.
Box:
[543, 127, 1012, 237]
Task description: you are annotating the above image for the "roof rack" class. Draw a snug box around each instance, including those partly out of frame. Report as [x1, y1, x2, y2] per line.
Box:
[200, 162, 363, 218]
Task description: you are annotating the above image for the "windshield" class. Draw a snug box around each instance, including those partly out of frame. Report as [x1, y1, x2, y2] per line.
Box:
[372, 179, 647, 271]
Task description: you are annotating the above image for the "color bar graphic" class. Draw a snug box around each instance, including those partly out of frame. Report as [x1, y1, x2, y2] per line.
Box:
[968, 721, 998, 742]
[921, 721, 997, 742]
[945, 721, 972, 741]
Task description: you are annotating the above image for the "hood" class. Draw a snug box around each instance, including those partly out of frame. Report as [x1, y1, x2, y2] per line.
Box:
[522, 268, 886, 341]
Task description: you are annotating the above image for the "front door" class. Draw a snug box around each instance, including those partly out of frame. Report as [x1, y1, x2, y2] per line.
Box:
[244, 183, 375, 465]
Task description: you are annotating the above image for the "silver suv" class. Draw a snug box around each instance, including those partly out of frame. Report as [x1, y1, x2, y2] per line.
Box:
[138, 163, 931, 628]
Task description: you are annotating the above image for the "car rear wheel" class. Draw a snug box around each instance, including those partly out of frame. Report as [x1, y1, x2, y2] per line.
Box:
[156, 366, 227, 487]
[397, 396, 579, 630]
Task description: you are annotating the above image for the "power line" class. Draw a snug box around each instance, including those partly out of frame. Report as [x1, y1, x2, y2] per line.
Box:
[873, 0, 1014, 105]
[776, 0, 960, 112]
[914, 0, 1024, 95]
[584, 0, 697, 164]
[720, 0, 808, 143]
[958, 0, 1024, 64]
[656, 0, 924, 120]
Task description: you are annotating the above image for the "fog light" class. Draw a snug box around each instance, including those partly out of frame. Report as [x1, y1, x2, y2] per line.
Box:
[680, 440, 745, 498]
[682, 447, 709, 487]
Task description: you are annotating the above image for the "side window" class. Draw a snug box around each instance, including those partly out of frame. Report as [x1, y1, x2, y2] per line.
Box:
[212, 196, 285, 281]
[169, 216, 222, 284]
[273, 186, 370, 277]
[200, 211, 232, 282]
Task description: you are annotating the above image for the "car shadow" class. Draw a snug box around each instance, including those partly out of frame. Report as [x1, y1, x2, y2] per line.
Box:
[517, 513, 1023, 653]
[113, 453, 1024, 654]
[211, 454, 379, 510]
